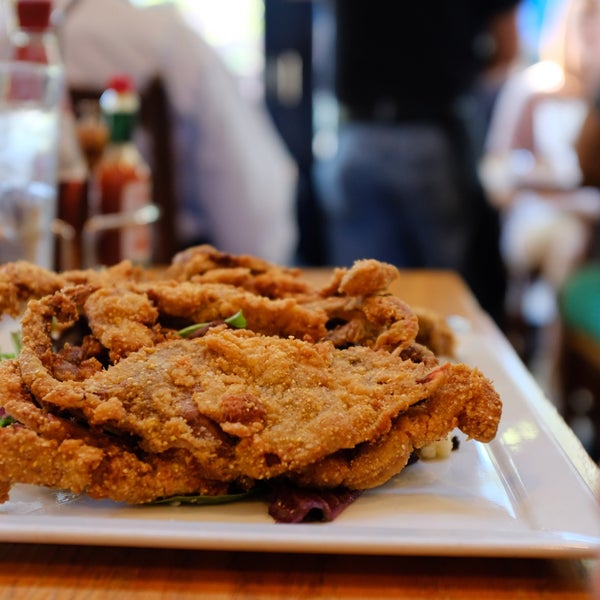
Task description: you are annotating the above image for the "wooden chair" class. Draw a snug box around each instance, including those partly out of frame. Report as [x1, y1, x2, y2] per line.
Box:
[70, 76, 177, 265]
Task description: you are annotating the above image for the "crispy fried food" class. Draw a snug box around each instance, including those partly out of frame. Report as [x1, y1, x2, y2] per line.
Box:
[0, 247, 420, 353]
[291, 363, 501, 489]
[142, 280, 330, 342]
[83, 287, 167, 363]
[0, 245, 434, 356]
[165, 244, 313, 299]
[18, 326, 452, 486]
[0, 360, 232, 503]
[414, 306, 457, 357]
[17, 284, 446, 479]
[0, 245, 501, 508]
[0, 259, 147, 317]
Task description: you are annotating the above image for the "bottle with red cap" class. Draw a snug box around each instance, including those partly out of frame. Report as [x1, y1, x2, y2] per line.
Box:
[11, 0, 88, 270]
[11, 0, 59, 64]
[90, 75, 153, 266]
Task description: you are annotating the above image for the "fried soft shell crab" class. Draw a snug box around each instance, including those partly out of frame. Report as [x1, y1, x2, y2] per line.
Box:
[0, 245, 501, 520]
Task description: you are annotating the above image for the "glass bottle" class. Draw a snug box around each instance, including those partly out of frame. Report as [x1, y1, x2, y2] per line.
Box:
[91, 75, 153, 266]
[12, 0, 88, 270]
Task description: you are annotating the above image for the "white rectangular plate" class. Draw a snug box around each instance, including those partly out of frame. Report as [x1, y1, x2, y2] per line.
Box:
[0, 316, 598, 557]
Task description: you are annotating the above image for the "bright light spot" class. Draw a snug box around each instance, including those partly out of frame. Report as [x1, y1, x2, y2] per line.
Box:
[524, 60, 565, 92]
[501, 420, 540, 449]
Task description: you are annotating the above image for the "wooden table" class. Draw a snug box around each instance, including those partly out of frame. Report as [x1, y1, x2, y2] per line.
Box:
[0, 269, 597, 599]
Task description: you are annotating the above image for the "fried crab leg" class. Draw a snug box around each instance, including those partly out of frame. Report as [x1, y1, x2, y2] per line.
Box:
[164, 244, 314, 299]
[0, 259, 147, 317]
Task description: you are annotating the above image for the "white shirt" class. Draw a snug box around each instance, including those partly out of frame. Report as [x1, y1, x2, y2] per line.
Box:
[54, 0, 299, 264]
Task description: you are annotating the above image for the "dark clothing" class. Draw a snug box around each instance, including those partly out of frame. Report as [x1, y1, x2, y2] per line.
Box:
[334, 1, 518, 119]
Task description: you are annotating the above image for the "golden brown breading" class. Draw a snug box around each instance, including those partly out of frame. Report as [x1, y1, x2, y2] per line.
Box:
[325, 259, 400, 297]
[414, 305, 457, 357]
[290, 363, 501, 489]
[84, 287, 163, 362]
[0, 360, 233, 503]
[142, 280, 329, 342]
[0, 424, 234, 504]
[19, 324, 448, 484]
[0, 261, 64, 317]
[0, 259, 146, 317]
[0, 246, 500, 508]
[0, 245, 455, 358]
[165, 244, 313, 299]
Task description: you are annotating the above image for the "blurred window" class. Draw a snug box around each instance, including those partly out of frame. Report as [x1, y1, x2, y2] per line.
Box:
[129, 0, 264, 100]
[518, 0, 569, 61]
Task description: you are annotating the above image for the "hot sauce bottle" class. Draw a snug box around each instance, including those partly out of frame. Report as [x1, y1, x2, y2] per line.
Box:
[92, 75, 152, 266]
[76, 99, 109, 172]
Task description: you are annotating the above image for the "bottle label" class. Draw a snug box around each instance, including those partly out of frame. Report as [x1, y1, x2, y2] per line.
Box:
[121, 179, 152, 264]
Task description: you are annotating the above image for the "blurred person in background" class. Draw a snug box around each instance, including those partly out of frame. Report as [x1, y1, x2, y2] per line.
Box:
[576, 78, 600, 200]
[313, 0, 521, 327]
[480, 0, 600, 361]
[26, 0, 299, 265]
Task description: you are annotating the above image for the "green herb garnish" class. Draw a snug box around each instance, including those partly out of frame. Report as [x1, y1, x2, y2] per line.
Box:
[0, 331, 22, 361]
[10, 331, 22, 353]
[0, 415, 15, 427]
[177, 310, 247, 338]
[223, 310, 246, 329]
